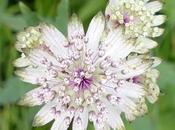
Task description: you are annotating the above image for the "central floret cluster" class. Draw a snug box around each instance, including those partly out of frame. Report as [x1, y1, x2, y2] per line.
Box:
[68, 69, 93, 92]
[14, 0, 165, 130]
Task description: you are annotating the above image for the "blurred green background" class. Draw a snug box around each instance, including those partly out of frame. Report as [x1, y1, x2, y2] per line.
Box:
[0, 0, 175, 130]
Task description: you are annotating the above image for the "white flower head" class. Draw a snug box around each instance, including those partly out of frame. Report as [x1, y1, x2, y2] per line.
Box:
[15, 13, 161, 130]
[106, 0, 165, 53]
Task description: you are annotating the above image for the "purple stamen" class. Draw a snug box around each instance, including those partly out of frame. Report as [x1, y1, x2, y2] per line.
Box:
[132, 76, 141, 84]
[127, 76, 141, 84]
[123, 14, 130, 24]
[71, 69, 93, 92]
[78, 77, 93, 91]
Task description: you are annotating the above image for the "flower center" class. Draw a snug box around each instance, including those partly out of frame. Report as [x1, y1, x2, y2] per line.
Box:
[69, 69, 93, 92]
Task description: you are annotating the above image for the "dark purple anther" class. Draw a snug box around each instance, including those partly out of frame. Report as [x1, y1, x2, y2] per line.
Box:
[126, 76, 141, 84]
[132, 76, 141, 84]
[123, 14, 130, 24]
[78, 77, 93, 91]
[72, 69, 93, 92]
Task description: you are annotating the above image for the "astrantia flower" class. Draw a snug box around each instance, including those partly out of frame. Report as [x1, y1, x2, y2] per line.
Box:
[15, 13, 161, 130]
[105, 0, 165, 53]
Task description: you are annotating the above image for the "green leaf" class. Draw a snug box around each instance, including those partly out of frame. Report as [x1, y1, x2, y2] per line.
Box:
[19, 2, 32, 14]
[0, 77, 34, 104]
[157, 61, 175, 88]
[155, 0, 175, 60]
[55, 0, 69, 35]
[164, 0, 175, 29]
[78, 0, 107, 23]
[0, 0, 8, 12]
[19, 2, 39, 26]
[0, 14, 27, 31]
[158, 111, 175, 130]
[131, 116, 155, 130]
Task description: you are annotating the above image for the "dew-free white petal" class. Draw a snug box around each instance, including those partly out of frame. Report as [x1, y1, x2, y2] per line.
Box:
[86, 12, 105, 55]
[41, 24, 68, 58]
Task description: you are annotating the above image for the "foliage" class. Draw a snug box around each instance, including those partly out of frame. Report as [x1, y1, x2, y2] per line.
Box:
[0, 0, 175, 130]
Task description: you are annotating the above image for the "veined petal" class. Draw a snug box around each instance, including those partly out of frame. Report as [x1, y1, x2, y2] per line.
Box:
[117, 96, 137, 114]
[152, 28, 164, 37]
[33, 101, 56, 126]
[58, 118, 73, 130]
[73, 107, 89, 130]
[19, 85, 56, 106]
[117, 81, 145, 99]
[27, 49, 61, 68]
[115, 64, 151, 79]
[103, 81, 145, 99]
[134, 37, 158, 53]
[124, 98, 148, 121]
[68, 14, 85, 39]
[13, 56, 31, 68]
[15, 42, 25, 52]
[93, 122, 111, 130]
[18, 87, 43, 106]
[51, 118, 63, 130]
[152, 15, 166, 26]
[86, 12, 105, 54]
[151, 57, 161, 68]
[105, 0, 118, 16]
[40, 24, 68, 58]
[51, 109, 74, 130]
[145, 1, 163, 13]
[113, 57, 154, 79]
[125, 112, 136, 122]
[103, 28, 134, 60]
[15, 66, 48, 84]
[104, 101, 124, 130]
[50, 106, 69, 130]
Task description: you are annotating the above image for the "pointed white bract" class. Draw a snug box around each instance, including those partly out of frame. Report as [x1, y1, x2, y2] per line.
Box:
[141, 69, 160, 103]
[15, 12, 161, 130]
[105, 0, 165, 53]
